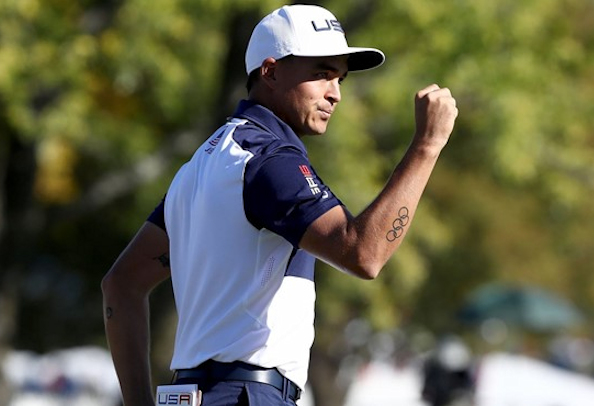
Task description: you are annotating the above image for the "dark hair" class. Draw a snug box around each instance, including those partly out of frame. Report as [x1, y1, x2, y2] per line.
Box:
[246, 56, 295, 93]
[246, 70, 260, 94]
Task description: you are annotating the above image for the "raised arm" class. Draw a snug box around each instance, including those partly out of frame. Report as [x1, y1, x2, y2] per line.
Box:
[300, 84, 458, 279]
[101, 221, 171, 406]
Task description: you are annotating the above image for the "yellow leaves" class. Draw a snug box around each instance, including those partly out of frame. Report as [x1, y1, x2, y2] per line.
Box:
[492, 90, 541, 182]
[32, 41, 58, 67]
[506, 2, 553, 42]
[552, 37, 586, 67]
[0, 44, 23, 89]
[22, 0, 41, 17]
[168, 15, 193, 41]
[71, 34, 96, 60]
[388, 244, 428, 298]
[34, 137, 79, 204]
[100, 30, 123, 58]
[0, 0, 40, 20]
[41, 91, 91, 142]
[396, 0, 451, 28]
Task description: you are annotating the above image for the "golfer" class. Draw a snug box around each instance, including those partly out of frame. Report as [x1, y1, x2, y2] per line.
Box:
[102, 4, 458, 406]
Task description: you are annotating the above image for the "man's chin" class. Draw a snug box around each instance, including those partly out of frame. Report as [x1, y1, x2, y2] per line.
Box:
[295, 120, 329, 137]
[307, 123, 329, 136]
[301, 130, 326, 138]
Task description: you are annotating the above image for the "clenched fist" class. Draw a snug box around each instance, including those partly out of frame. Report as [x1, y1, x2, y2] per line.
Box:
[413, 84, 458, 153]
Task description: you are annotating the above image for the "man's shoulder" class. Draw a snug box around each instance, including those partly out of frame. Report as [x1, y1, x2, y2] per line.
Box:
[232, 120, 304, 158]
[232, 100, 306, 152]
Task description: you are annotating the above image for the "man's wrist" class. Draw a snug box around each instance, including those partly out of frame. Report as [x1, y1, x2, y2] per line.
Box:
[407, 137, 443, 161]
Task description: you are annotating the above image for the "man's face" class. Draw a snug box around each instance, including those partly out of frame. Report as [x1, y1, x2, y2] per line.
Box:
[271, 55, 349, 137]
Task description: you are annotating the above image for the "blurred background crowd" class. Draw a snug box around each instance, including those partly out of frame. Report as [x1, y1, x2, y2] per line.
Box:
[1, 0, 594, 405]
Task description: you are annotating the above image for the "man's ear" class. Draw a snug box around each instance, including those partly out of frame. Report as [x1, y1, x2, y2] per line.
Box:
[260, 57, 278, 89]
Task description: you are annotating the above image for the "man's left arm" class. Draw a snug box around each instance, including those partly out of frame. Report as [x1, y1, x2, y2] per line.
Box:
[102, 221, 171, 406]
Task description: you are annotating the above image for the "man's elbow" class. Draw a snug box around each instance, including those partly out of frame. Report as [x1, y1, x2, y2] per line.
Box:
[343, 254, 385, 280]
[101, 265, 143, 314]
[353, 263, 383, 280]
[101, 268, 119, 298]
[101, 263, 131, 299]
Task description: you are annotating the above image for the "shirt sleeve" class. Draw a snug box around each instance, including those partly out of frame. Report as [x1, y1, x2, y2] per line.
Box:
[146, 197, 167, 232]
[243, 148, 342, 247]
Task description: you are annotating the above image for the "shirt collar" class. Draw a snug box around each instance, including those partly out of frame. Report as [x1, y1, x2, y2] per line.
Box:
[233, 99, 308, 154]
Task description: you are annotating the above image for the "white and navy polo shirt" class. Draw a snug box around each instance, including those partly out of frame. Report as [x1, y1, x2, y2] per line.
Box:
[147, 100, 342, 389]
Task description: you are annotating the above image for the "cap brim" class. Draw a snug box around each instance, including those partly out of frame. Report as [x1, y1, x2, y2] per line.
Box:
[345, 48, 385, 72]
[290, 47, 385, 72]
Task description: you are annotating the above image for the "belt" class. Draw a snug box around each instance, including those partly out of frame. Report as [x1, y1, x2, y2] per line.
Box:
[173, 360, 301, 401]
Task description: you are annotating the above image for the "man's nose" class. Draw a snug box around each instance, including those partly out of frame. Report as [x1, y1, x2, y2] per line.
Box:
[326, 79, 341, 104]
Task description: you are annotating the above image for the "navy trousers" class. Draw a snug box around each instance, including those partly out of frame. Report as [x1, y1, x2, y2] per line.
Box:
[173, 379, 297, 406]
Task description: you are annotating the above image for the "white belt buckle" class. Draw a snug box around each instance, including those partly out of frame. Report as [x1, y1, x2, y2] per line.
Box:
[156, 384, 202, 406]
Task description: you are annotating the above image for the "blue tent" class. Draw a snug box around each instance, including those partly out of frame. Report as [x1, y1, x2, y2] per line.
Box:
[458, 283, 585, 332]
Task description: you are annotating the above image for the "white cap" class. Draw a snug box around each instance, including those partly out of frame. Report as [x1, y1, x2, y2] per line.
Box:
[245, 4, 385, 75]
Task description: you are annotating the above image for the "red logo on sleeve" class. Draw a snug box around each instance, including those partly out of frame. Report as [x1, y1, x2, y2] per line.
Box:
[299, 165, 312, 176]
[298, 165, 321, 195]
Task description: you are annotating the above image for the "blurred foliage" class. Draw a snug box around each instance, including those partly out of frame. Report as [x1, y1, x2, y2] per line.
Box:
[1, 0, 594, 404]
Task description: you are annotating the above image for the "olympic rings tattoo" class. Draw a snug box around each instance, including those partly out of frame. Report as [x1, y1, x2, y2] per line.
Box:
[386, 207, 410, 242]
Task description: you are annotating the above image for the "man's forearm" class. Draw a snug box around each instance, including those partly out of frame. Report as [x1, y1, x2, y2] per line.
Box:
[347, 85, 456, 274]
[103, 288, 155, 406]
[351, 142, 441, 271]
[102, 222, 171, 406]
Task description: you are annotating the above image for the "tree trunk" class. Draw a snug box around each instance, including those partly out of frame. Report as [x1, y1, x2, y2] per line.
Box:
[0, 124, 42, 401]
[309, 343, 348, 406]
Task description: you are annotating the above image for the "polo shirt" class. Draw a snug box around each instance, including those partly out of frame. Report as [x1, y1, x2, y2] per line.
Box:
[147, 100, 342, 389]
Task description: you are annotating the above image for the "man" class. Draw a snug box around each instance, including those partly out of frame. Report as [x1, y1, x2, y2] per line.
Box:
[102, 4, 457, 406]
